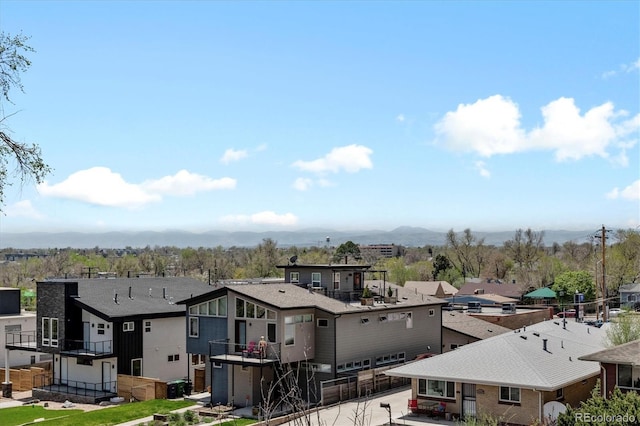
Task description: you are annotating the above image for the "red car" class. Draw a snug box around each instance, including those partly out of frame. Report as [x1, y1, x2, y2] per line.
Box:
[557, 309, 576, 318]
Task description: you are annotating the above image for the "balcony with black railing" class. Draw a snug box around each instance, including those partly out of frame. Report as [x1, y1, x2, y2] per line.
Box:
[208, 339, 281, 366]
[61, 339, 113, 357]
[5, 331, 38, 351]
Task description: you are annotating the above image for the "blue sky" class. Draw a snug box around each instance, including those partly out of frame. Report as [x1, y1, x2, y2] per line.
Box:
[0, 1, 638, 234]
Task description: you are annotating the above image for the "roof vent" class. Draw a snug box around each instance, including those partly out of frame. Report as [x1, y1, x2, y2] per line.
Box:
[149, 288, 152, 297]
[128, 286, 133, 299]
[543, 338, 548, 351]
[113, 290, 119, 304]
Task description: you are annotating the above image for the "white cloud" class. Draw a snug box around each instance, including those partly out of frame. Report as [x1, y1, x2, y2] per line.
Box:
[220, 211, 298, 226]
[606, 180, 640, 201]
[293, 178, 313, 191]
[4, 200, 45, 219]
[434, 95, 639, 162]
[474, 161, 491, 178]
[292, 144, 373, 174]
[601, 57, 640, 79]
[220, 148, 248, 164]
[434, 95, 525, 157]
[38, 167, 235, 208]
[38, 167, 160, 208]
[142, 170, 236, 195]
[396, 114, 405, 122]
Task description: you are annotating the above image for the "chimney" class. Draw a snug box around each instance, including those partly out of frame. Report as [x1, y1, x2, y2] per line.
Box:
[543, 338, 548, 351]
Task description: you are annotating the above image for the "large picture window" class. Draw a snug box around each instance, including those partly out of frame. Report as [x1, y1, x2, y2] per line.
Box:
[418, 379, 455, 399]
[499, 386, 521, 403]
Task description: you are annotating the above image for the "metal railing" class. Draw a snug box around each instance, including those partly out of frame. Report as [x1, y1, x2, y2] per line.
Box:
[34, 375, 117, 397]
[209, 339, 281, 362]
[62, 339, 113, 355]
[5, 331, 37, 348]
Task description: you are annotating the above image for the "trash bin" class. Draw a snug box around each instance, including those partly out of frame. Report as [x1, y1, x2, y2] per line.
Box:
[174, 379, 185, 397]
[167, 381, 177, 399]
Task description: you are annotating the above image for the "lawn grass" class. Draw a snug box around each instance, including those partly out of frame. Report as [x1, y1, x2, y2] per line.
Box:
[1, 399, 196, 426]
[0, 405, 83, 425]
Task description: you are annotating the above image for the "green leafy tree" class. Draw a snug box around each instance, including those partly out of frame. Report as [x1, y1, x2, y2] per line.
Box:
[552, 270, 596, 302]
[557, 382, 640, 426]
[0, 32, 51, 209]
[432, 254, 452, 280]
[606, 311, 640, 346]
[332, 241, 361, 263]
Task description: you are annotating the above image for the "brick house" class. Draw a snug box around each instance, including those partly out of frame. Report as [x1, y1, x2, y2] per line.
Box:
[579, 338, 640, 397]
[386, 320, 607, 425]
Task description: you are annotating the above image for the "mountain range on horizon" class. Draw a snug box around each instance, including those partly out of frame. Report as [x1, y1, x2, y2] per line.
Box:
[0, 226, 601, 250]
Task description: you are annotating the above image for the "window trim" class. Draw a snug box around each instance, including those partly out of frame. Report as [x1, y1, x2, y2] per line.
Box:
[499, 386, 521, 403]
[311, 272, 321, 286]
[123, 321, 134, 332]
[290, 272, 299, 283]
[189, 317, 199, 338]
[317, 318, 329, 328]
[417, 379, 456, 399]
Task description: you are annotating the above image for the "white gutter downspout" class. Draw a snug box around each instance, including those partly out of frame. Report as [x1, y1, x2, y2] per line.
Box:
[538, 389, 542, 422]
[601, 365, 607, 399]
[4, 348, 9, 383]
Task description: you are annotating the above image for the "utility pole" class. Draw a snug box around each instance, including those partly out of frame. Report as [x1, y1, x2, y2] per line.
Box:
[595, 225, 609, 321]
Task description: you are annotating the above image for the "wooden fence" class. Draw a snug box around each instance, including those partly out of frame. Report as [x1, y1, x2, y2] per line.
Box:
[0, 365, 52, 392]
[117, 374, 164, 401]
[320, 364, 409, 405]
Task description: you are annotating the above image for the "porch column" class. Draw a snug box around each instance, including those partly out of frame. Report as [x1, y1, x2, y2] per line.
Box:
[2, 348, 12, 398]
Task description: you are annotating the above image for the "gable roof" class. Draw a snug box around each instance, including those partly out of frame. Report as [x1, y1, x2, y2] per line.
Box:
[188, 282, 447, 315]
[405, 281, 458, 296]
[579, 339, 640, 366]
[619, 283, 640, 293]
[525, 287, 557, 299]
[458, 281, 523, 299]
[442, 311, 511, 340]
[49, 277, 212, 320]
[386, 319, 607, 391]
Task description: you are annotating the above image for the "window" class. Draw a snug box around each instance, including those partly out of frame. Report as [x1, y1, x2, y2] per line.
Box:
[256, 305, 266, 319]
[168, 354, 180, 362]
[132, 359, 142, 376]
[333, 272, 340, 290]
[556, 388, 564, 399]
[236, 298, 245, 317]
[192, 354, 206, 365]
[618, 364, 633, 387]
[418, 379, 455, 399]
[246, 302, 255, 318]
[97, 323, 105, 335]
[189, 317, 199, 337]
[499, 386, 521, 403]
[42, 317, 59, 347]
[304, 314, 313, 322]
[311, 272, 321, 286]
[285, 316, 295, 346]
[317, 318, 329, 328]
[123, 322, 134, 332]
[145, 321, 151, 333]
[191, 296, 228, 317]
[290, 272, 299, 283]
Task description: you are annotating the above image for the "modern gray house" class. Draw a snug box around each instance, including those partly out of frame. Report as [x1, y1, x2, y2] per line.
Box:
[619, 283, 640, 310]
[180, 263, 447, 413]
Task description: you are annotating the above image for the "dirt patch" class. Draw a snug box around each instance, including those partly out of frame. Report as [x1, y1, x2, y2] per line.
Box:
[4, 390, 113, 412]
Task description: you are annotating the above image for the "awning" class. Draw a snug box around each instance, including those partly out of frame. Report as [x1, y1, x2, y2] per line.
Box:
[524, 287, 556, 299]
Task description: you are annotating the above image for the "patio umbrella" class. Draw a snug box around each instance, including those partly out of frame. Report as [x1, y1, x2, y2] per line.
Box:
[524, 287, 556, 299]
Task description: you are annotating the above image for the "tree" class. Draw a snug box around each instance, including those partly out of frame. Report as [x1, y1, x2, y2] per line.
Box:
[605, 311, 640, 346]
[0, 32, 51, 209]
[445, 228, 487, 278]
[332, 240, 361, 263]
[551, 270, 596, 302]
[557, 382, 640, 426]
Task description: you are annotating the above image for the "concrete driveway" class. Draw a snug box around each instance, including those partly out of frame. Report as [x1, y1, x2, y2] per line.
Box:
[299, 386, 457, 426]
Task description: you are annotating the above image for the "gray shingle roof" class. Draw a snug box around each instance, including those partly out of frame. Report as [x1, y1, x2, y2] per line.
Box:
[225, 282, 447, 314]
[579, 339, 640, 366]
[442, 311, 511, 340]
[49, 277, 212, 319]
[386, 319, 607, 391]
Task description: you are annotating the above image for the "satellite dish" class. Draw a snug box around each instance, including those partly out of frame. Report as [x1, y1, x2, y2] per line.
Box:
[543, 401, 567, 421]
[289, 255, 298, 265]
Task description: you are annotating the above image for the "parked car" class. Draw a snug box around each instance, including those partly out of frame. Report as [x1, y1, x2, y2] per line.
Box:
[585, 319, 604, 328]
[609, 308, 621, 318]
[557, 309, 576, 318]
